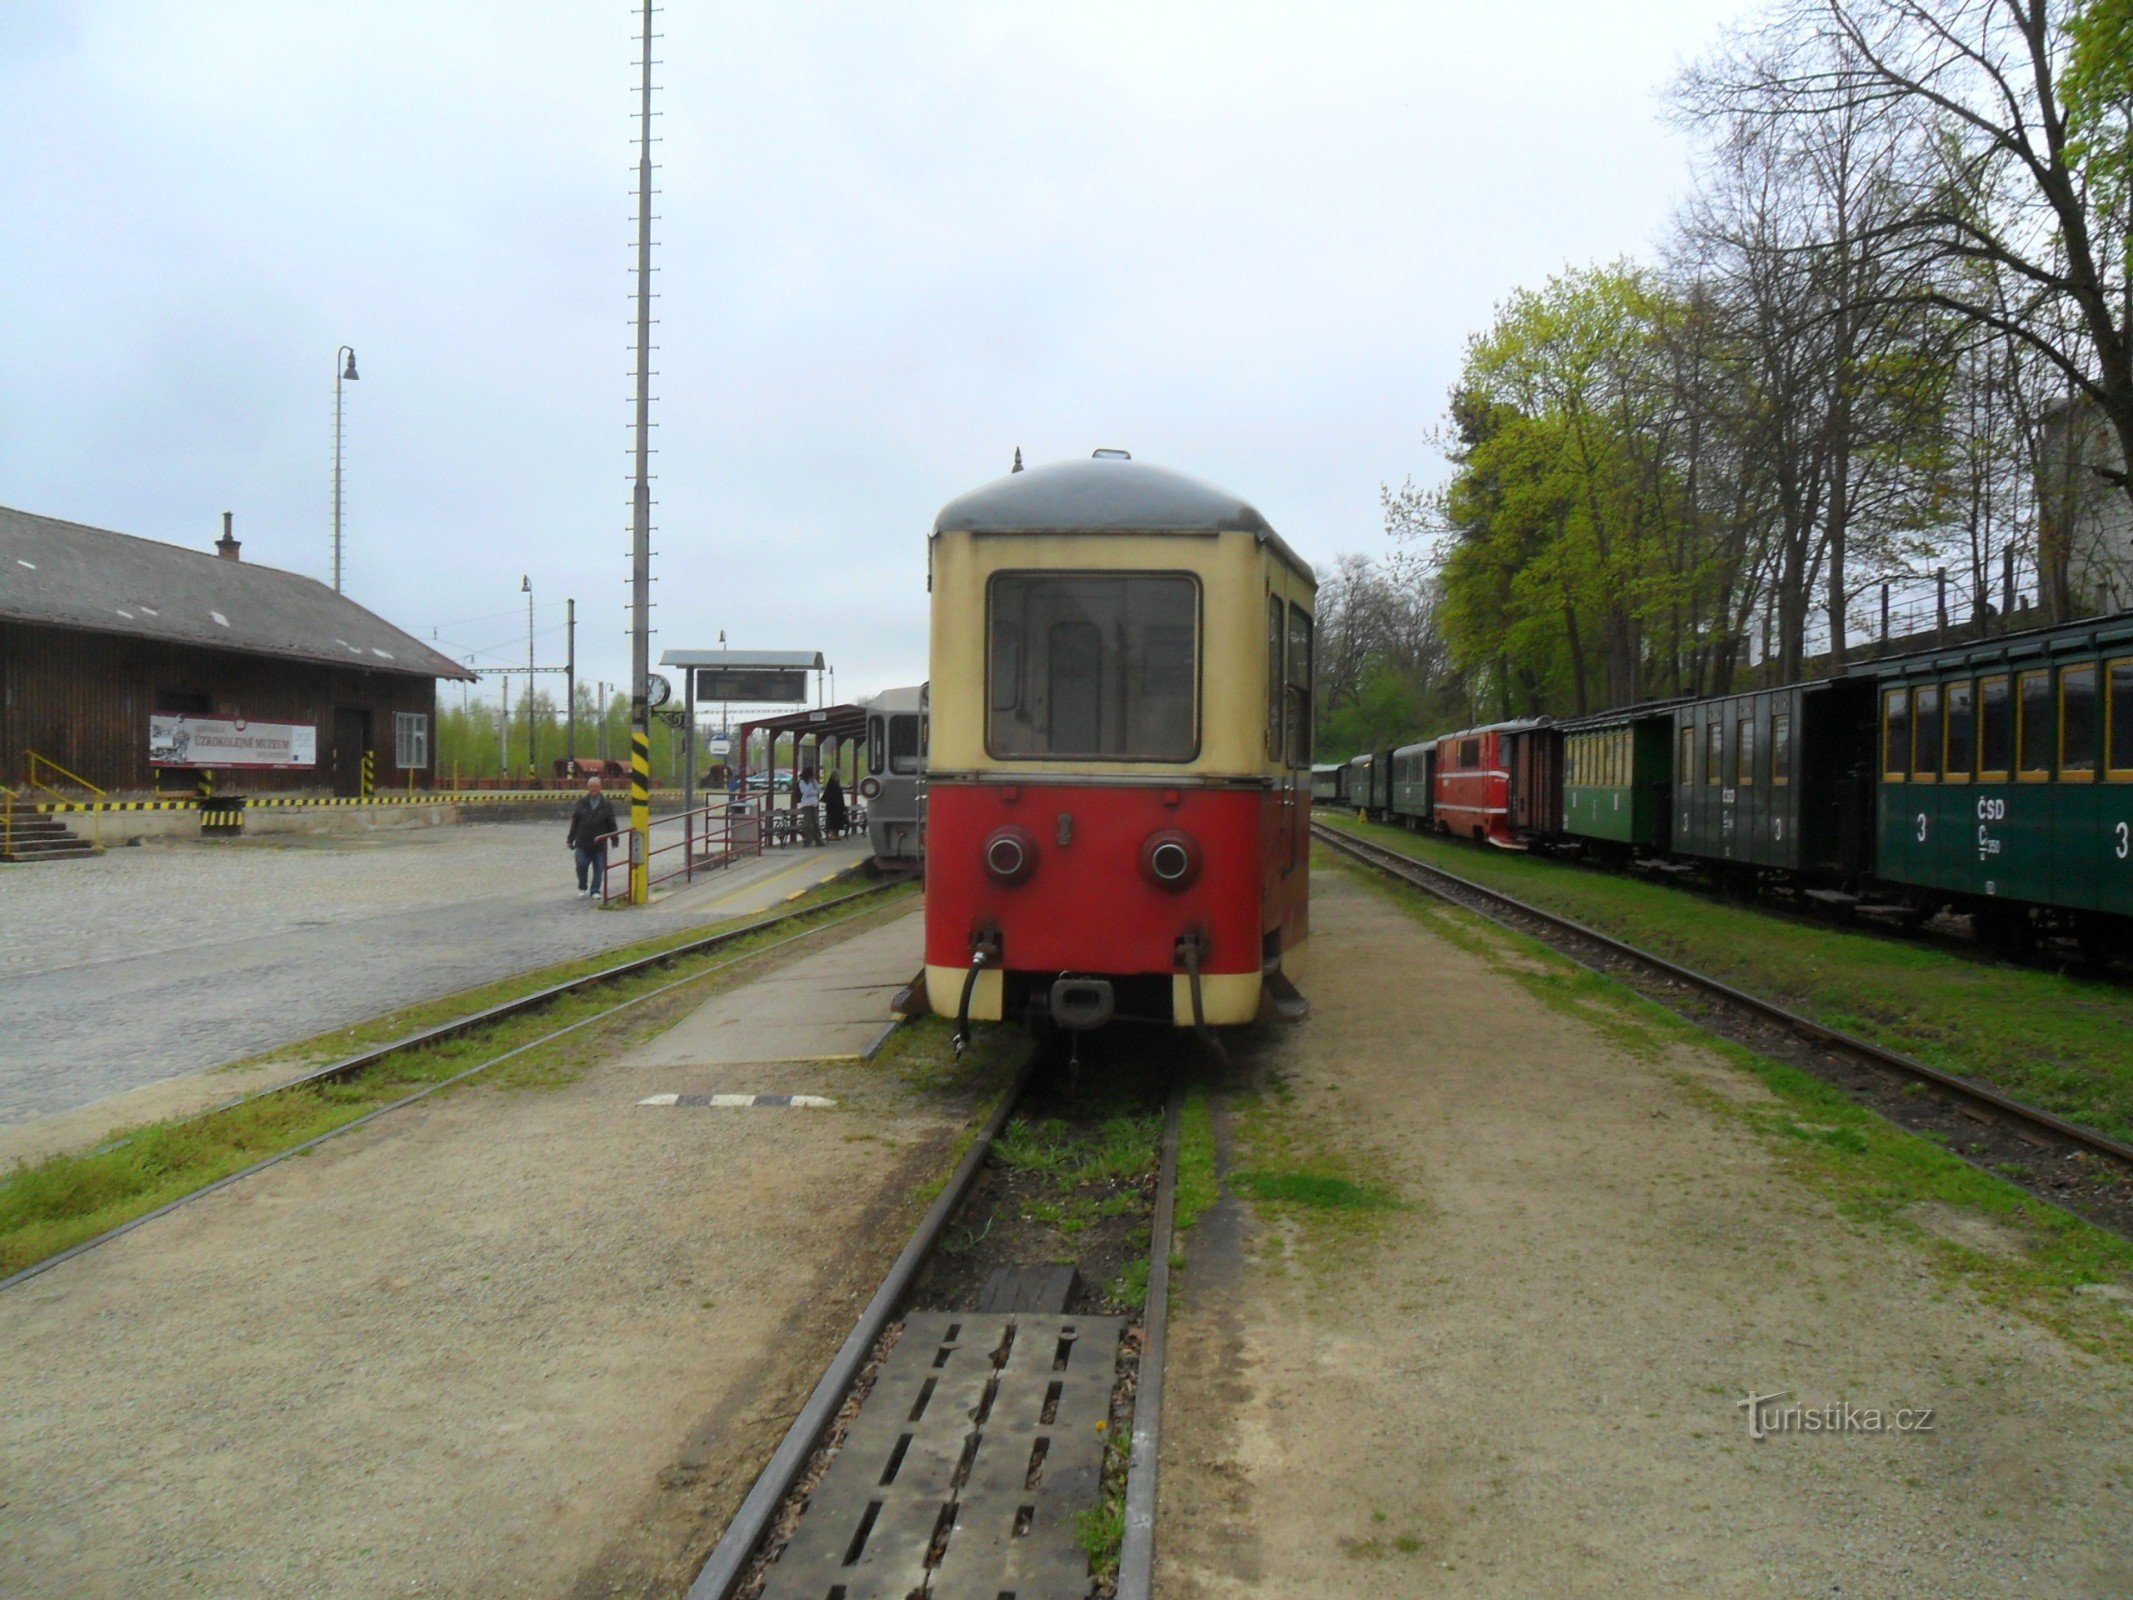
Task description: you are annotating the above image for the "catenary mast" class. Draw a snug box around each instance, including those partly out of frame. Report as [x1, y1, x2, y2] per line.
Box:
[626, 0, 657, 902]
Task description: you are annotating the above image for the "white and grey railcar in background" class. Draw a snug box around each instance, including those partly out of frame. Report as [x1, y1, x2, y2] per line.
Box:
[861, 684, 926, 870]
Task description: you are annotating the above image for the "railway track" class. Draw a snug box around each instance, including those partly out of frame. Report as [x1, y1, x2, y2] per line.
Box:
[0, 877, 911, 1295]
[1314, 820, 2133, 1236]
[688, 1048, 1188, 1600]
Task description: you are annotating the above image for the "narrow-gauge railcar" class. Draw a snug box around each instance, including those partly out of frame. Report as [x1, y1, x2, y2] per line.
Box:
[861, 684, 927, 869]
[1862, 614, 2133, 951]
[1389, 740, 1434, 825]
[1310, 763, 1344, 805]
[922, 452, 1316, 1035]
[1671, 680, 1876, 879]
[1428, 720, 1555, 846]
[1346, 751, 1387, 817]
[1560, 705, 1680, 853]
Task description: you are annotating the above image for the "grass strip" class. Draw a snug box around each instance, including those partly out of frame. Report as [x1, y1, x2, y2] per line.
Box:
[0, 881, 917, 1281]
[1320, 813, 2133, 1144]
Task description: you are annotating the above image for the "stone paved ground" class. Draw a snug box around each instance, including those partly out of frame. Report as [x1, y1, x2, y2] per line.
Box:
[0, 820, 870, 1129]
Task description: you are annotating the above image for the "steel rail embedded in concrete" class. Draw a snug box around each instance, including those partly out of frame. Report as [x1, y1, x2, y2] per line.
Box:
[685, 1054, 1037, 1600]
[1315, 822, 2133, 1171]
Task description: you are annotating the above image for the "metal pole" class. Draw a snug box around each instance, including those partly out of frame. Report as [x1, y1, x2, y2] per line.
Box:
[332, 346, 356, 592]
[500, 676, 511, 778]
[627, 0, 656, 904]
[683, 667, 697, 823]
[524, 577, 537, 783]
[566, 598, 577, 766]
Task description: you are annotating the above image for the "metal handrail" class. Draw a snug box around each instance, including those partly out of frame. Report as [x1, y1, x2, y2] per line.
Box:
[25, 751, 106, 800]
[597, 800, 767, 905]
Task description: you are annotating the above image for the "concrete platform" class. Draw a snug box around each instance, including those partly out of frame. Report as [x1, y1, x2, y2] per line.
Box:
[623, 909, 923, 1070]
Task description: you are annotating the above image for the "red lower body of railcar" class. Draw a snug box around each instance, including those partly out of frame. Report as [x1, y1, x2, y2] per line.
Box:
[922, 780, 1308, 1027]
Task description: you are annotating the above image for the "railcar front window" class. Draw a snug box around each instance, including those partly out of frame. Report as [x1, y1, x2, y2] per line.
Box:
[986, 572, 1198, 760]
[889, 715, 920, 774]
[1285, 605, 1313, 769]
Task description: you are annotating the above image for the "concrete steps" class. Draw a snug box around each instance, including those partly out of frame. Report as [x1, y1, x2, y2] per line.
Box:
[1, 809, 102, 863]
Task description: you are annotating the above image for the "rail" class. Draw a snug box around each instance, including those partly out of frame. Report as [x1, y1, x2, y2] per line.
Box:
[597, 799, 765, 906]
[24, 751, 105, 801]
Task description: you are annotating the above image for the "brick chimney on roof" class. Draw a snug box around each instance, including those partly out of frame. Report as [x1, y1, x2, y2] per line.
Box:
[216, 511, 240, 561]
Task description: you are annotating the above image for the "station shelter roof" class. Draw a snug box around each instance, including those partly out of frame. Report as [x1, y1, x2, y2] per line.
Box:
[736, 703, 867, 780]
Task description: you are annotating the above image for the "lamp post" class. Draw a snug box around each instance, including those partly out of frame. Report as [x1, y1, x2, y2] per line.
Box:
[521, 575, 537, 784]
[332, 346, 358, 592]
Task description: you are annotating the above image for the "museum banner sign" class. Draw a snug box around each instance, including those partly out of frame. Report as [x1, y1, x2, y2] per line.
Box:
[149, 716, 318, 769]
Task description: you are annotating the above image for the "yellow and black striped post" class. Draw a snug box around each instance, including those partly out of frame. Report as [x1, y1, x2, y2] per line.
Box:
[196, 769, 215, 801]
[360, 749, 375, 798]
[629, 725, 651, 903]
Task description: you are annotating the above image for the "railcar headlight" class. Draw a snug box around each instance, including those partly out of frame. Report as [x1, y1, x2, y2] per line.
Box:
[1140, 828, 1201, 891]
[982, 825, 1039, 886]
[858, 776, 881, 799]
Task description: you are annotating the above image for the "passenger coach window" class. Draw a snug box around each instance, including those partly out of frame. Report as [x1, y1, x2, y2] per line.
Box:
[1912, 685, 1941, 782]
[986, 572, 1198, 760]
[1285, 605, 1312, 769]
[1979, 676, 2011, 780]
[2018, 670, 2051, 778]
[2063, 664, 2099, 778]
[1943, 681, 1974, 782]
[889, 715, 920, 775]
[1771, 714, 1792, 785]
[1705, 721, 1722, 786]
[1882, 688, 1909, 781]
[2110, 660, 2133, 780]
[1737, 718, 1756, 786]
[1266, 597, 1284, 759]
[1679, 725, 1695, 787]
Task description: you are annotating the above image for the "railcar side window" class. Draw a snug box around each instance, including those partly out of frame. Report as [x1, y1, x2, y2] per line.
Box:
[1266, 597, 1284, 759]
[2018, 670, 2051, 778]
[986, 572, 1199, 760]
[1943, 680, 1974, 782]
[1705, 721, 1722, 786]
[1882, 688, 1909, 782]
[1285, 605, 1313, 769]
[867, 717, 885, 776]
[2062, 664, 2099, 778]
[1679, 725, 1695, 787]
[1978, 676, 2011, 780]
[1771, 714, 1792, 785]
[1912, 685, 1941, 783]
[1737, 718, 1755, 786]
[1460, 737, 1480, 769]
[2110, 660, 2133, 780]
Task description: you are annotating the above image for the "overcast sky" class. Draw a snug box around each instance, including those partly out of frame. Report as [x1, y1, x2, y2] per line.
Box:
[0, 1, 1757, 704]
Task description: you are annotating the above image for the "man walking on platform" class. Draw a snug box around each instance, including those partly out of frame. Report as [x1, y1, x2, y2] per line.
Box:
[566, 775, 619, 899]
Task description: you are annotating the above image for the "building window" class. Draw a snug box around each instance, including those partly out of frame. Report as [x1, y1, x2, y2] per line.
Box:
[1882, 688, 1909, 782]
[2062, 664, 2099, 778]
[1943, 680, 1974, 783]
[394, 711, 430, 769]
[2018, 670, 2051, 779]
[1771, 713, 1792, 786]
[1978, 676, 2011, 780]
[1912, 684, 1941, 783]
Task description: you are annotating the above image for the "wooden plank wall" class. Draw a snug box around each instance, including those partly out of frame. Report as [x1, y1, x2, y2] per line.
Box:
[0, 620, 439, 795]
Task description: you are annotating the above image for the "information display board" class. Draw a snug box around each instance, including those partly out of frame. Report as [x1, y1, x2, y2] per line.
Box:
[691, 667, 809, 703]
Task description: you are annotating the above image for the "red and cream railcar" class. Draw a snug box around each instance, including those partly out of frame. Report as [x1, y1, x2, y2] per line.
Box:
[1429, 719, 1557, 848]
[922, 452, 1316, 1034]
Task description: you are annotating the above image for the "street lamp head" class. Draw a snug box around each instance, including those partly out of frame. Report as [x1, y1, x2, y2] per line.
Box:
[520, 575, 531, 593]
[341, 350, 359, 381]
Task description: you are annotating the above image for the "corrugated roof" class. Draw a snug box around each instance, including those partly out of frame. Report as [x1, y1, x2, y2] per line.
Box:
[0, 505, 473, 680]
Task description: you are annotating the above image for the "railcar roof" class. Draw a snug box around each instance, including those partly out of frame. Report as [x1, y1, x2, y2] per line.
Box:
[931, 455, 1313, 583]
[1430, 717, 1552, 742]
[1848, 608, 2133, 674]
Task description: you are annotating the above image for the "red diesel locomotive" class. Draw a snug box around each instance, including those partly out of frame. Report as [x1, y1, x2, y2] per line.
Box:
[921, 451, 1317, 1043]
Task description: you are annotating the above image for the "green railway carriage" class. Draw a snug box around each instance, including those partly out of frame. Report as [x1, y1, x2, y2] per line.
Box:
[1671, 679, 1877, 877]
[1560, 706, 1679, 850]
[1862, 615, 2133, 941]
[1311, 762, 1343, 804]
[1389, 740, 1434, 823]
